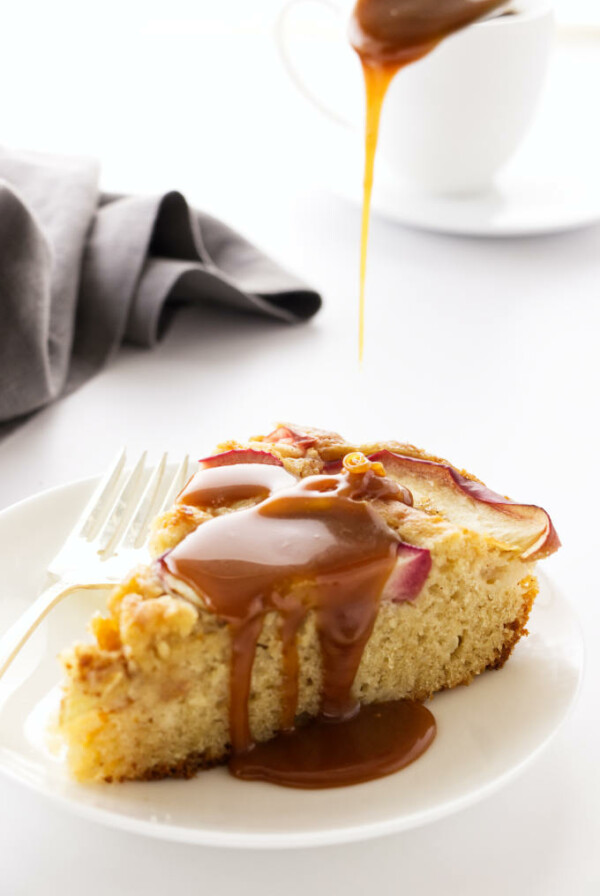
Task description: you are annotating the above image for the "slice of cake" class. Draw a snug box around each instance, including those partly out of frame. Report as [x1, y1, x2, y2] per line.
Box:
[58, 425, 559, 784]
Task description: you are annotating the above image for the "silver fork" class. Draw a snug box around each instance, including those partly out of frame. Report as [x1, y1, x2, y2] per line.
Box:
[0, 450, 193, 679]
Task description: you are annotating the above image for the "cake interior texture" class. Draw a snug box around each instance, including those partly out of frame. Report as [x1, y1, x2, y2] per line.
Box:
[58, 426, 556, 782]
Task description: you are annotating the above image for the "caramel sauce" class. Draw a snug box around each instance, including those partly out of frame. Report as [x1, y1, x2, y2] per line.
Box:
[230, 699, 435, 788]
[349, 0, 508, 360]
[356, 60, 403, 364]
[177, 463, 296, 509]
[160, 457, 435, 787]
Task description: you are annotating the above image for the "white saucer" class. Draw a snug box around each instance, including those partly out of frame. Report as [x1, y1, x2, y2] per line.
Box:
[368, 167, 600, 238]
[324, 137, 600, 238]
[0, 478, 584, 848]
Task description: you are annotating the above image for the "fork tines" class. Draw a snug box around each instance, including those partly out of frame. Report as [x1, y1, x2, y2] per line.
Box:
[78, 451, 192, 560]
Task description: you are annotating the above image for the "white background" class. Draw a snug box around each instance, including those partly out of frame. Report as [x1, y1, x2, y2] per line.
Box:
[0, 1, 599, 893]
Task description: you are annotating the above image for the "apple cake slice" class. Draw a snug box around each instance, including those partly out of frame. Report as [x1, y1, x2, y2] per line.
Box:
[58, 425, 559, 784]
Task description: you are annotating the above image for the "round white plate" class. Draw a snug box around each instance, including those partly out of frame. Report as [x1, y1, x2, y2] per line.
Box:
[0, 478, 583, 848]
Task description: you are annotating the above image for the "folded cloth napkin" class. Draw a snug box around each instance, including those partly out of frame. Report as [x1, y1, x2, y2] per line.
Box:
[0, 148, 321, 438]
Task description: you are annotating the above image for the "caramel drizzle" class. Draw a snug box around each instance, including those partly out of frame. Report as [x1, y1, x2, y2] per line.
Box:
[350, 0, 508, 361]
[177, 463, 295, 510]
[162, 464, 404, 753]
[358, 60, 403, 364]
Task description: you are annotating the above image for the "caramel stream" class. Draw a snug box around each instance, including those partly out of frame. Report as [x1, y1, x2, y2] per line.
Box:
[351, 0, 508, 360]
[358, 62, 398, 363]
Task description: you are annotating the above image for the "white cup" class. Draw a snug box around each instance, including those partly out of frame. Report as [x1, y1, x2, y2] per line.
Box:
[277, 0, 554, 194]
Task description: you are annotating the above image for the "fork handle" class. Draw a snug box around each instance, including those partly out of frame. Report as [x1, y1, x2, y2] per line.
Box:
[0, 581, 110, 679]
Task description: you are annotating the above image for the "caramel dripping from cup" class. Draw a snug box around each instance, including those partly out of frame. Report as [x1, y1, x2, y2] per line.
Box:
[351, 0, 509, 361]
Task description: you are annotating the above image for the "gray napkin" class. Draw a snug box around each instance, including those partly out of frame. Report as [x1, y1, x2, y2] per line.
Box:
[0, 148, 321, 437]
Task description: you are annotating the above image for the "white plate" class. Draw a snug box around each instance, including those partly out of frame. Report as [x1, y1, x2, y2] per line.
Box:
[0, 478, 583, 848]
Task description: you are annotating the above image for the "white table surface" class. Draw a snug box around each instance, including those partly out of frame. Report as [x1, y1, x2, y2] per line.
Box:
[0, 2, 599, 893]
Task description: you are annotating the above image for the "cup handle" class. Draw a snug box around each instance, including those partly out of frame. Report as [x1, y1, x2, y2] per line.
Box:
[275, 0, 355, 129]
